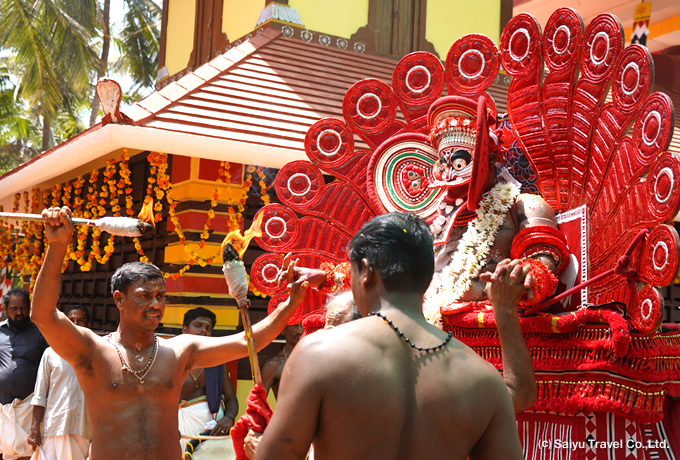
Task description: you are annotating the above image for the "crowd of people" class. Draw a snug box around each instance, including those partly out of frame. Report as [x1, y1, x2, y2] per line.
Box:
[0, 205, 534, 460]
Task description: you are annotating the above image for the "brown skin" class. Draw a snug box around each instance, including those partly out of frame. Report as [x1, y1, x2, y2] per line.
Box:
[27, 308, 91, 450]
[30, 207, 307, 460]
[281, 255, 537, 413]
[180, 316, 239, 436]
[257, 258, 525, 460]
[261, 323, 302, 399]
[245, 291, 358, 459]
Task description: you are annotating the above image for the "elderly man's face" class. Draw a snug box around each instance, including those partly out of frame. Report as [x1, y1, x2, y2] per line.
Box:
[7, 294, 30, 331]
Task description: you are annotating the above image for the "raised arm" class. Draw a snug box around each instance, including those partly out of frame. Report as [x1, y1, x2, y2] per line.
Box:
[186, 266, 310, 369]
[481, 259, 537, 412]
[30, 207, 98, 365]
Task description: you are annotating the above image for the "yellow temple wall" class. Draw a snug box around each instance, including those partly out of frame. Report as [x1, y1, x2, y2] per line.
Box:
[426, 0, 502, 56]
[165, 0, 196, 76]
[289, 0, 369, 38]
[222, 0, 263, 42]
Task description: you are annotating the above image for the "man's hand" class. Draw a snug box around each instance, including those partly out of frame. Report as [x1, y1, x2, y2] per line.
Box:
[244, 429, 263, 459]
[41, 206, 75, 245]
[481, 259, 531, 308]
[481, 258, 538, 412]
[210, 415, 234, 436]
[282, 257, 310, 308]
[27, 426, 42, 450]
[276, 253, 326, 290]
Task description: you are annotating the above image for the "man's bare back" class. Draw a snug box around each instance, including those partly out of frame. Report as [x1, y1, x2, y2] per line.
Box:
[268, 313, 519, 460]
[257, 212, 524, 460]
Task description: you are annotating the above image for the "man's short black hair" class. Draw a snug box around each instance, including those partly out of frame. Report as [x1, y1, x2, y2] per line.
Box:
[64, 304, 91, 323]
[183, 307, 217, 328]
[3, 288, 29, 307]
[348, 212, 434, 294]
[110, 262, 164, 296]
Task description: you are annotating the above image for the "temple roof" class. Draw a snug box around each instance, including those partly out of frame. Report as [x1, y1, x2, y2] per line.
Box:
[0, 28, 397, 205]
[124, 28, 401, 152]
[0, 25, 515, 208]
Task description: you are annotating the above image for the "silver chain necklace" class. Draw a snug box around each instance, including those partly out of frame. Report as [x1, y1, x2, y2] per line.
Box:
[107, 333, 159, 384]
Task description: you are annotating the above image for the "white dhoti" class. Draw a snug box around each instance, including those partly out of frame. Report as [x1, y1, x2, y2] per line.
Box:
[178, 396, 224, 452]
[0, 394, 34, 460]
[179, 396, 224, 437]
[30, 434, 90, 460]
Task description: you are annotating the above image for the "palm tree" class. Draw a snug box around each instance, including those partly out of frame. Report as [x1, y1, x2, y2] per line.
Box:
[89, 0, 161, 124]
[0, 0, 100, 150]
[113, 0, 161, 92]
[0, 0, 161, 174]
[0, 64, 39, 176]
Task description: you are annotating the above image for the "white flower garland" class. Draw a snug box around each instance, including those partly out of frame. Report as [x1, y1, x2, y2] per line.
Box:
[425, 181, 521, 314]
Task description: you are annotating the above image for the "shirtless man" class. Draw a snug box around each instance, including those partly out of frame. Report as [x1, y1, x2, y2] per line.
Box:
[179, 307, 238, 439]
[30, 206, 308, 460]
[257, 212, 524, 460]
[261, 323, 302, 399]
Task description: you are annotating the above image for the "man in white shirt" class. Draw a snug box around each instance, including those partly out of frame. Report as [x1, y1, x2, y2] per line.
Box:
[27, 305, 92, 460]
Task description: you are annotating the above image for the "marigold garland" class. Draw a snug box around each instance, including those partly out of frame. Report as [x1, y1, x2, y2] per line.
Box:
[2, 152, 273, 294]
[90, 158, 120, 265]
[255, 166, 271, 206]
[163, 161, 223, 278]
[162, 161, 267, 281]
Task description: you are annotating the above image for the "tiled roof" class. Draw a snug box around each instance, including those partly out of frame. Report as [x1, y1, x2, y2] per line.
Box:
[123, 28, 401, 152]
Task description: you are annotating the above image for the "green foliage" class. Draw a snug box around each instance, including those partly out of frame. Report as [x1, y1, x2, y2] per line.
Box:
[0, 0, 161, 174]
[113, 0, 161, 91]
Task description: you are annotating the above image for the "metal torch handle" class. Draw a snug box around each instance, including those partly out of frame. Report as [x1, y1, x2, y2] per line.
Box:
[239, 299, 262, 384]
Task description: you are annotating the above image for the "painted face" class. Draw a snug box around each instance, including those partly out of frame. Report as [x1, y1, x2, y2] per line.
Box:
[116, 278, 166, 329]
[67, 308, 90, 328]
[184, 316, 214, 337]
[432, 147, 473, 184]
[6, 294, 30, 331]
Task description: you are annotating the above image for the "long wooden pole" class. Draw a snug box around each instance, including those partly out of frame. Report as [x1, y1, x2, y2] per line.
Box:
[239, 299, 262, 384]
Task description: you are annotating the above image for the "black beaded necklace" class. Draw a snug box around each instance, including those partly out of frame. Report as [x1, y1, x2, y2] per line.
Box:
[368, 311, 453, 353]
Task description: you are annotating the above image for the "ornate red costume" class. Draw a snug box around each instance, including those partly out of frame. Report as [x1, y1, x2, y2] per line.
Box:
[248, 7, 680, 458]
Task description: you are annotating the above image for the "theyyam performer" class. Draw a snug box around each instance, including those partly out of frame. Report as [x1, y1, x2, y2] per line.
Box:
[249, 7, 680, 457]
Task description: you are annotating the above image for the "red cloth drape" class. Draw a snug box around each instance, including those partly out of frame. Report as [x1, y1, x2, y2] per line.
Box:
[231, 383, 273, 459]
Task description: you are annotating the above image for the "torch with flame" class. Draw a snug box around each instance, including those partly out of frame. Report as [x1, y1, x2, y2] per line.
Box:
[137, 197, 156, 229]
[221, 213, 264, 383]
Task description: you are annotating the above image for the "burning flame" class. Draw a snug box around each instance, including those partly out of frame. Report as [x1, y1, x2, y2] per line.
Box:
[138, 197, 156, 227]
[221, 212, 264, 260]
